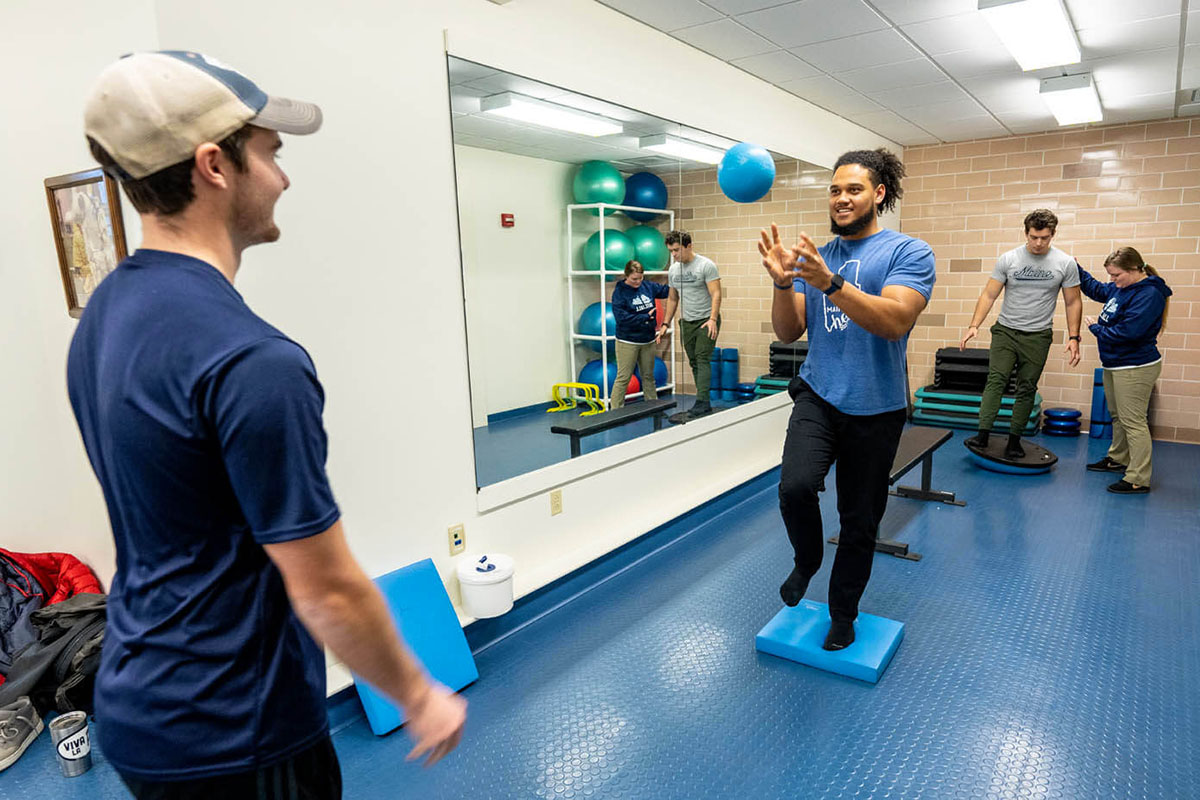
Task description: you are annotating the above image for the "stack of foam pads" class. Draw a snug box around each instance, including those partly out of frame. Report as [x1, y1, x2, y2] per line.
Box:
[1089, 367, 1113, 439]
[912, 347, 1039, 434]
[755, 340, 808, 399]
[1042, 407, 1082, 437]
[706, 348, 741, 402]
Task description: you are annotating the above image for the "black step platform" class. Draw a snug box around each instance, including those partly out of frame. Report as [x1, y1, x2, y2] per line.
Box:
[550, 398, 677, 458]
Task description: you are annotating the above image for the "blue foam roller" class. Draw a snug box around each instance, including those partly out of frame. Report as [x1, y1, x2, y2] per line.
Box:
[755, 600, 904, 684]
[354, 558, 478, 736]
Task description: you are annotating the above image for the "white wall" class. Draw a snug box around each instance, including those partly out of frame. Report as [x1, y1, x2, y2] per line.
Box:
[455, 146, 574, 425]
[0, 0, 896, 638]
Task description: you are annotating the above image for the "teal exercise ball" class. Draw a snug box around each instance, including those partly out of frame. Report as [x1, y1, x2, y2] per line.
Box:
[624, 226, 669, 272]
[573, 160, 625, 216]
[582, 229, 635, 274]
[718, 142, 775, 203]
[577, 302, 617, 355]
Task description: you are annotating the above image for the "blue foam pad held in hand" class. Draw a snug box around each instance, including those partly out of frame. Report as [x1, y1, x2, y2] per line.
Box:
[354, 558, 478, 736]
[755, 600, 903, 684]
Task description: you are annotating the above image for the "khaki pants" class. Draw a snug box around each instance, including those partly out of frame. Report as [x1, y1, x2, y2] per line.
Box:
[1103, 361, 1161, 486]
[612, 340, 658, 409]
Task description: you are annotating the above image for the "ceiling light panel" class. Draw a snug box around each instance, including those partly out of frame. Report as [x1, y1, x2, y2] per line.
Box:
[979, 0, 1082, 71]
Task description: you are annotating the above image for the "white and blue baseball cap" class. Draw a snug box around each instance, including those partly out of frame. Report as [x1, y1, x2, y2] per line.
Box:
[84, 50, 322, 179]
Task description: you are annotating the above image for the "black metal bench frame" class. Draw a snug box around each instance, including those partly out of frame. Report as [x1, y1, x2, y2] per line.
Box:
[828, 426, 964, 562]
[549, 398, 677, 458]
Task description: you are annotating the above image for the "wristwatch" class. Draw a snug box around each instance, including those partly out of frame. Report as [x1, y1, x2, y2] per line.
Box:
[822, 274, 845, 297]
[1069, 335, 1081, 341]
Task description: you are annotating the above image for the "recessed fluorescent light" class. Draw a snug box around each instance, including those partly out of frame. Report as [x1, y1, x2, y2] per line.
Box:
[479, 92, 623, 136]
[638, 134, 724, 165]
[978, 0, 1081, 71]
[1040, 73, 1102, 125]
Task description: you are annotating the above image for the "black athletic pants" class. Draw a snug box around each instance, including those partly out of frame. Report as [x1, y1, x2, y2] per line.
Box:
[778, 379, 906, 623]
[119, 735, 342, 800]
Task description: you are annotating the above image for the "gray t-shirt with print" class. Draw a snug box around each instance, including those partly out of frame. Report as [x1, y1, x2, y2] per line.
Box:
[992, 244, 1079, 331]
[667, 254, 719, 321]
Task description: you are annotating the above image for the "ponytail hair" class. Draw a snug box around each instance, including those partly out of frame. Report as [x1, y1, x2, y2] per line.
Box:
[1105, 246, 1168, 332]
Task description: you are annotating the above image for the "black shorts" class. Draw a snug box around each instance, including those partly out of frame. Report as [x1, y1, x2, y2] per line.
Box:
[119, 735, 341, 800]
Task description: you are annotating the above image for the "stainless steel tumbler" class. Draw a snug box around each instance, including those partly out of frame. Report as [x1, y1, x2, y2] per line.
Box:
[48, 711, 92, 778]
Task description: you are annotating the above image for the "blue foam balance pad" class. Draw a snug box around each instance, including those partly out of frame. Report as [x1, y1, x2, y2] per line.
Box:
[354, 558, 479, 736]
[755, 600, 904, 684]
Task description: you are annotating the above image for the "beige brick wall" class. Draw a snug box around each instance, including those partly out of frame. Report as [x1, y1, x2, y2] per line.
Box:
[902, 119, 1200, 443]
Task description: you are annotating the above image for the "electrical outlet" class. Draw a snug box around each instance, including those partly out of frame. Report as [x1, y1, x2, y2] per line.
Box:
[550, 489, 563, 516]
[448, 524, 465, 555]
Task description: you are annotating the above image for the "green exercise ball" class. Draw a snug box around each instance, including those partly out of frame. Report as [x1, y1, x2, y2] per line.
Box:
[582, 229, 635, 274]
[573, 160, 625, 216]
[624, 225, 669, 272]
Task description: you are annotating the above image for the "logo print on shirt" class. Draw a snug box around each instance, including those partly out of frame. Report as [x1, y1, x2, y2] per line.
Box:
[823, 259, 861, 333]
[1100, 297, 1118, 323]
[1012, 265, 1055, 281]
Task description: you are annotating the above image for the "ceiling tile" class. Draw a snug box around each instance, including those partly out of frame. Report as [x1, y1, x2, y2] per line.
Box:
[925, 117, 1010, 141]
[869, 81, 976, 110]
[1092, 48, 1181, 97]
[788, 28, 920, 73]
[868, 0, 976, 26]
[935, 48, 1023, 80]
[851, 109, 939, 144]
[673, 18, 778, 60]
[731, 49, 822, 83]
[594, 0, 724, 32]
[1078, 15, 1183, 59]
[901, 12, 1004, 56]
[736, 0, 889, 48]
[959, 74, 1042, 114]
[775, 74, 862, 107]
[902, 99, 996, 128]
[1100, 91, 1177, 121]
[702, 0, 788, 13]
[835, 58, 947, 93]
[447, 59, 497, 85]
[465, 73, 563, 99]
[1183, 44, 1200, 88]
[1063, 0, 1182, 29]
[1189, 11, 1200, 46]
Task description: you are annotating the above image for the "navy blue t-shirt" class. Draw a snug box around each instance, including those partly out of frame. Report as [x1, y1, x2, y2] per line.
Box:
[67, 250, 340, 780]
[794, 228, 936, 415]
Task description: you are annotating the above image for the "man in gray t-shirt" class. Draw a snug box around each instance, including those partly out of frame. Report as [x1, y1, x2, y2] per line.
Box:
[658, 230, 721, 421]
[960, 209, 1083, 458]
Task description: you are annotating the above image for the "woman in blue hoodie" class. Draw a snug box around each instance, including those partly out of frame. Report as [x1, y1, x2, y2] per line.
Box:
[610, 260, 671, 409]
[1078, 246, 1172, 494]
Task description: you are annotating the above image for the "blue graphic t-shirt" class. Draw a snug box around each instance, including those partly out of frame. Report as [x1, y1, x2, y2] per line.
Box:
[67, 250, 339, 780]
[795, 228, 936, 415]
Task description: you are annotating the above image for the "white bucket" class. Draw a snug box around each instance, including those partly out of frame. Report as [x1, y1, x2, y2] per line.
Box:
[456, 553, 515, 618]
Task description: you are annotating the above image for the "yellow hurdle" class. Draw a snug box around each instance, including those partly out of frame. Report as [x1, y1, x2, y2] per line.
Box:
[547, 382, 605, 416]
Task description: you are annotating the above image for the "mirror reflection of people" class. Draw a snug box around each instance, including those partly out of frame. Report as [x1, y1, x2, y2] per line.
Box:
[658, 230, 721, 422]
[1078, 247, 1172, 494]
[69, 51, 465, 798]
[611, 260, 670, 410]
[960, 209, 1083, 459]
[758, 148, 935, 651]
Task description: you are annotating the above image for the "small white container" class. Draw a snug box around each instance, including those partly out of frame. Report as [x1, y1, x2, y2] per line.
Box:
[456, 553, 515, 618]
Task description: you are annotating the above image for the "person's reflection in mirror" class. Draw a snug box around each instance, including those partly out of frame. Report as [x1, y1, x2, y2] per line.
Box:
[611, 260, 670, 409]
[659, 231, 721, 422]
[758, 148, 935, 652]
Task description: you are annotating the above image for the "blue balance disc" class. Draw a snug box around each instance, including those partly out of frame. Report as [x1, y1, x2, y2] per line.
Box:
[1044, 407, 1082, 420]
[964, 437, 1057, 474]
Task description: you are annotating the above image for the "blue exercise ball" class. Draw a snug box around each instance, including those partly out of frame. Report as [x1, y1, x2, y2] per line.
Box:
[624, 225, 669, 271]
[577, 302, 616, 354]
[573, 161, 625, 216]
[578, 359, 619, 394]
[582, 229, 635, 275]
[623, 172, 668, 222]
[634, 357, 668, 387]
[718, 142, 776, 203]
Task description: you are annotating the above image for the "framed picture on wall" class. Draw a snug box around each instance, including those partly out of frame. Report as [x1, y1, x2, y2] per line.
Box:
[44, 168, 128, 318]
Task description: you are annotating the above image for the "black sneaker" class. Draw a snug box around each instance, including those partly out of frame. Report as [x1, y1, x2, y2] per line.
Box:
[684, 402, 712, 421]
[1107, 480, 1149, 494]
[1087, 456, 1127, 473]
[667, 410, 689, 425]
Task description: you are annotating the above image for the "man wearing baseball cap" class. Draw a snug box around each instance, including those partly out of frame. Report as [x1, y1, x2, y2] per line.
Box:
[68, 51, 465, 798]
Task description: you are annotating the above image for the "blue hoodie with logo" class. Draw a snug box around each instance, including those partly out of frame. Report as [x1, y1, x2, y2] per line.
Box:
[1077, 263, 1172, 368]
[611, 278, 671, 343]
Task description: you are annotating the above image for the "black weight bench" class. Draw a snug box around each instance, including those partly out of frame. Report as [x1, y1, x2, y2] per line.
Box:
[828, 425, 964, 562]
[550, 398, 677, 458]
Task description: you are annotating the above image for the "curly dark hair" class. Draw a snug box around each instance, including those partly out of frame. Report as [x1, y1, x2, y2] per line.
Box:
[832, 148, 905, 214]
[1023, 208, 1058, 234]
[663, 230, 692, 248]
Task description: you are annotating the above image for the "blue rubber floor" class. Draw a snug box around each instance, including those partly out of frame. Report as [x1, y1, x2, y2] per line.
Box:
[7, 430, 1199, 798]
[473, 392, 743, 486]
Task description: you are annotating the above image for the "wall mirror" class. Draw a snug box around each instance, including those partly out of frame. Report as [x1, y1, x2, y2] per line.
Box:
[447, 56, 835, 488]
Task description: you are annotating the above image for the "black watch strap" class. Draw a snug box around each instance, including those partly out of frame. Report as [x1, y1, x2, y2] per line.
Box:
[1069, 335, 1081, 341]
[822, 273, 844, 297]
